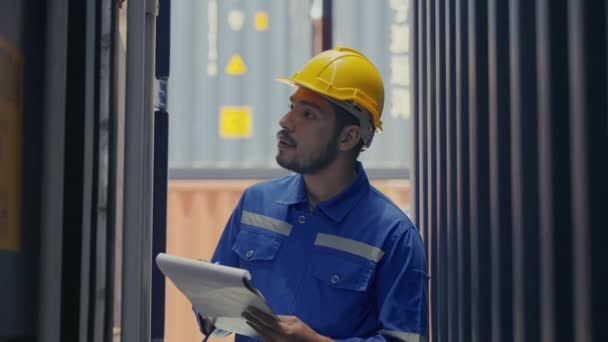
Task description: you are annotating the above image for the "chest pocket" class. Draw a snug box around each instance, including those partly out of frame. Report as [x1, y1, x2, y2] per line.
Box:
[311, 251, 376, 292]
[232, 229, 282, 263]
[303, 251, 377, 335]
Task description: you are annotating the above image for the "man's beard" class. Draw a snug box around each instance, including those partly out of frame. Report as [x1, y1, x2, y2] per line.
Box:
[276, 136, 340, 175]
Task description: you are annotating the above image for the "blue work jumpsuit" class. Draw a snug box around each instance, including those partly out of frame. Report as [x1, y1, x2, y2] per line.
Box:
[196, 162, 428, 342]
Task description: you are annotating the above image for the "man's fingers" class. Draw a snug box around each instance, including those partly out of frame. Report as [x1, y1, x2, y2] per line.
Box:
[277, 315, 299, 323]
[243, 311, 279, 331]
[246, 320, 276, 342]
[247, 306, 278, 323]
[245, 321, 267, 340]
[244, 307, 279, 328]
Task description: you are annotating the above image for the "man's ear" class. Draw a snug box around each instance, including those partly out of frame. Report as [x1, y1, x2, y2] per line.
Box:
[338, 125, 362, 152]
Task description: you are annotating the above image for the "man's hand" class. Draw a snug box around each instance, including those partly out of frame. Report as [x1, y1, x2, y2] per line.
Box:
[242, 306, 333, 342]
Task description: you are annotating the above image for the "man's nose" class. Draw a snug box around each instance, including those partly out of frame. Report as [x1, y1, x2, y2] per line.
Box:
[279, 110, 295, 131]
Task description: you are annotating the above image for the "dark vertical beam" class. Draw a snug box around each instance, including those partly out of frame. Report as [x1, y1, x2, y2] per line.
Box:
[151, 1, 170, 341]
[455, 0, 471, 340]
[487, 0, 503, 333]
[40, 0, 69, 338]
[567, 1, 591, 340]
[543, 2, 573, 341]
[584, 2, 608, 340]
[410, 2, 421, 339]
[535, 1, 574, 341]
[510, 0, 540, 341]
[92, 0, 114, 339]
[105, 2, 121, 339]
[416, 4, 430, 337]
[81, 1, 97, 337]
[322, 0, 332, 51]
[410, 0, 419, 251]
[417, 0, 427, 261]
[535, 0, 570, 341]
[535, 8, 554, 337]
[509, 3, 525, 339]
[151, 111, 168, 342]
[467, 0, 490, 340]
[568, 1, 608, 341]
[20, 0, 46, 338]
[444, 0, 458, 340]
[61, 0, 89, 339]
[155, 0, 170, 78]
[425, 0, 437, 338]
[418, 0, 429, 333]
[488, 0, 513, 341]
[434, 0, 447, 339]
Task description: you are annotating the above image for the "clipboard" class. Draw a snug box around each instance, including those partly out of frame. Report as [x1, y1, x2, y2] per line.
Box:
[155, 253, 276, 337]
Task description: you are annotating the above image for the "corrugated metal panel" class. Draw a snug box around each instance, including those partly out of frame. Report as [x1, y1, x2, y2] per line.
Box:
[567, 2, 607, 341]
[168, 0, 312, 169]
[332, 0, 411, 170]
[487, 0, 513, 341]
[509, 1, 541, 340]
[412, 0, 607, 341]
[467, 0, 491, 340]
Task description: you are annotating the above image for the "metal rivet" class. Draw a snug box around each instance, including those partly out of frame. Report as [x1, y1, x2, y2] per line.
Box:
[246, 250, 254, 258]
[330, 275, 340, 284]
[298, 215, 306, 224]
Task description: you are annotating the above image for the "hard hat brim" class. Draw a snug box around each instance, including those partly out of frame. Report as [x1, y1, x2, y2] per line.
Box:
[276, 76, 383, 133]
[275, 76, 297, 87]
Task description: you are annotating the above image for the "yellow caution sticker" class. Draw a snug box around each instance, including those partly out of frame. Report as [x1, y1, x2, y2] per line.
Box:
[219, 106, 252, 138]
[225, 54, 247, 75]
[0, 36, 23, 252]
[254, 11, 269, 31]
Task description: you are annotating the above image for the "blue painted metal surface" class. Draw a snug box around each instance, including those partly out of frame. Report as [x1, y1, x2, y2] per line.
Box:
[152, 110, 169, 341]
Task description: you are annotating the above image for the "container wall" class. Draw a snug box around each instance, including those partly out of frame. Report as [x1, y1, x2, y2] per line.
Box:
[411, 0, 608, 341]
[332, 0, 412, 170]
[168, 0, 313, 170]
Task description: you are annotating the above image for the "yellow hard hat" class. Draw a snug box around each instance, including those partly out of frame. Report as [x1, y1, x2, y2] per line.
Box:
[277, 47, 385, 146]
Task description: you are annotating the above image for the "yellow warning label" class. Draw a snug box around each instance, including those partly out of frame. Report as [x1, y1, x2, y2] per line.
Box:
[219, 106, 252, 138]
[0, 36, 23, 252]
[254, 11, 269, 31]
[225, 54, 247, 75]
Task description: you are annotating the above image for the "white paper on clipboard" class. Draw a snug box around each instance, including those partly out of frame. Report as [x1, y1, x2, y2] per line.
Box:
[155, 253, 276, 337]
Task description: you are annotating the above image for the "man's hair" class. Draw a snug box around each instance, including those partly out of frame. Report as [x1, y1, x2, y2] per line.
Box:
[332, 102, 365, 160]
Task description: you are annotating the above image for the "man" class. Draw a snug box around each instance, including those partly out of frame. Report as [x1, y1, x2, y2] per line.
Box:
[195, 47, 428, 342]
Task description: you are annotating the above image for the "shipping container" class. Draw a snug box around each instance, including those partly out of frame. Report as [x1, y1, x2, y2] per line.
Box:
[168, 0, 313, 171]
[333, 0, 412, 171]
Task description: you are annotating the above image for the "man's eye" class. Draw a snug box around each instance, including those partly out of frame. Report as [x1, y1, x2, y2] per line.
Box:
[303, 111, 314, 118]
[288, 103, 295, 110]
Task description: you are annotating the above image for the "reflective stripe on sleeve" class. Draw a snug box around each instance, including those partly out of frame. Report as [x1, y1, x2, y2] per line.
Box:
[314, 233, 385, 262]
[380, 330, 425, 342]
[240, 210, 293, 236]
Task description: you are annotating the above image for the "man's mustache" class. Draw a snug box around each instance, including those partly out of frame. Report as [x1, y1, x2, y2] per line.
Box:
[277, 130, 296, 146]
